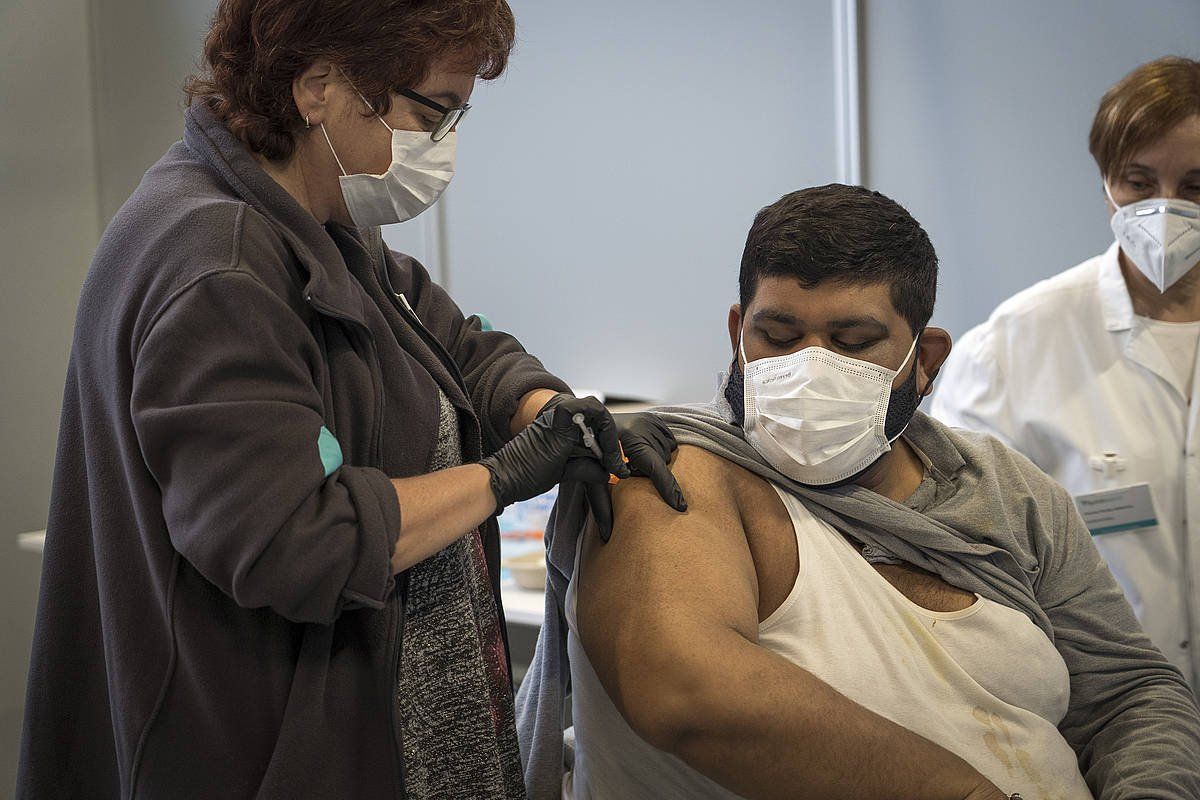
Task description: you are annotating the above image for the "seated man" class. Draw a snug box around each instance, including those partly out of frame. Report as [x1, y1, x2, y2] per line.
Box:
[516, 185, 1200, 800]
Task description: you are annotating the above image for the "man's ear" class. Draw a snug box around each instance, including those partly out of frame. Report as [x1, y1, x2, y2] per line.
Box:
[727, 304, 743, 358]
[916, 327, 952, 397]
[293, 60, 338, 129]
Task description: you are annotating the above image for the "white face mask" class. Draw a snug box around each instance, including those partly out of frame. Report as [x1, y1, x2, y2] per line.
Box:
[1105, 182, 1200, 293]
[320, 104, 456, 228]
[741, 336, 920, 486]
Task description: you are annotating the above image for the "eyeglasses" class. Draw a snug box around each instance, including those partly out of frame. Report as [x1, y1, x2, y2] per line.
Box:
[396, 88, 470, 142]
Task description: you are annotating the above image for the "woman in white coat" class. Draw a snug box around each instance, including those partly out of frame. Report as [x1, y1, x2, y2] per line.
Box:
[933, 56, 1200, 689]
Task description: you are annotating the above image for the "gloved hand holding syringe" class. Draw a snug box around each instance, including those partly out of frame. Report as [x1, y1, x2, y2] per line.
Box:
[573, 413, 625, 484]
[480, 392, 682, 542]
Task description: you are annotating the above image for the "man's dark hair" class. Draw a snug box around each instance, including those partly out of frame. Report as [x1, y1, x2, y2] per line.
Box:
[738, 184, 938, 334]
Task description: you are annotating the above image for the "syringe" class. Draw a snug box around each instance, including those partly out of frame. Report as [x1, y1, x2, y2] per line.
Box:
[571, 413, 627, 485]
[571, 413, 604, 460]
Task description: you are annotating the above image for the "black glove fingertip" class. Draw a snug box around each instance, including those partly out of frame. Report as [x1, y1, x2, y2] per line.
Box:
[664, 486, 686, 512]
[584, 481, 614, 543]
[668, 478, 687, 512]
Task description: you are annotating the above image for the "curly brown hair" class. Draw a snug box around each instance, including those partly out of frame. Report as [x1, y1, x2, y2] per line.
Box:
[185, 0, 516, 161]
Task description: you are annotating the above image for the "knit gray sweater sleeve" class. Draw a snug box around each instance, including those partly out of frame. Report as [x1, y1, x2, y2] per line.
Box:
[1031, 471, 1200, 798]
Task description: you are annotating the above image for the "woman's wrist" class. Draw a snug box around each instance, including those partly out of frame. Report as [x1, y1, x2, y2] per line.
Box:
[389, 464, 498, 573]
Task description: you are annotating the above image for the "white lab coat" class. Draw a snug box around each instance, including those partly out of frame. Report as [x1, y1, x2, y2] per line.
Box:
[932, 242, 1199, 688]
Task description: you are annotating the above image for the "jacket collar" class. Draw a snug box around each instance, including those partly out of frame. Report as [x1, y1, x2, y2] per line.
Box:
[1097, 240, 1136, 333]
[182, 102, 370, 328]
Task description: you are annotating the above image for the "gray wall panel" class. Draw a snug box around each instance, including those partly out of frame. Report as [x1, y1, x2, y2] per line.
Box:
[90, 0, 216, 221]
[0, 1, 102, 791]
[863, 0, 1200, 340]
[438, 0, 838, 403]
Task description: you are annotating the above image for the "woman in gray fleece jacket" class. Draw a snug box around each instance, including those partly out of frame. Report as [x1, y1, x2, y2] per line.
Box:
[17, 2, 684, 798]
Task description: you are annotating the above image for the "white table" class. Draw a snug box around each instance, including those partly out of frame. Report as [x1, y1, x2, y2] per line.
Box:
[18, 530, 46, 553]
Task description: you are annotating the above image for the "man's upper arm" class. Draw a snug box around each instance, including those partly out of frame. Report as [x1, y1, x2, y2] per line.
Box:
[574, 445, 760, 728]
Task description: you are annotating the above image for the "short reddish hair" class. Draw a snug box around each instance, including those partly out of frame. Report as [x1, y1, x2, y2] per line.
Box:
[1089, 56, 1200, 181]
[185, 0, 516, 161]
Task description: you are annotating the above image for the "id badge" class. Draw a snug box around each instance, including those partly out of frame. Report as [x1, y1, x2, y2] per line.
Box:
[1074, 483, 1158, 536]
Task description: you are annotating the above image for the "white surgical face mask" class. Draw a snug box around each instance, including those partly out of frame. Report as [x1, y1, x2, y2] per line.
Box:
[741, 336, 920, 486]
[320, 102, 456, 228]
[1105, 182, 1200, 293]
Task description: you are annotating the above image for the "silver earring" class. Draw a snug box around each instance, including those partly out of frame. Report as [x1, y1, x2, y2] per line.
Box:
[305, 114, 311, 130]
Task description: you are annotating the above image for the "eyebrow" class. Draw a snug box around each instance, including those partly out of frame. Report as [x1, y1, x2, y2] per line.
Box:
[425, 90, 464, 107]
[752, 310, 889, 335]
[1123, 164, 1200, 178]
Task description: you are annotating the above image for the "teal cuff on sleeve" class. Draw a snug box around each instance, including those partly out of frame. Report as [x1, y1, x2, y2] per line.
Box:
[318, 426, 344, 478]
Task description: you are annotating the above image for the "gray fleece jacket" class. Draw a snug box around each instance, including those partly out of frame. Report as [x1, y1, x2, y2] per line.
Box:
[517, 404, 1200, 799]
[19, 102, 568, 799]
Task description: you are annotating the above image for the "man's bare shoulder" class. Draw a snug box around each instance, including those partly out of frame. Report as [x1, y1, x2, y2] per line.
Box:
[578, 444, 763, 670]
[610, 443, 754, 527]
[607, 443, 798, 622]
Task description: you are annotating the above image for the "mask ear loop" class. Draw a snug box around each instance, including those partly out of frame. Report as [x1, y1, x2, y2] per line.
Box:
[318, 88, 398, 179]
[353, 89, 396, 134]
[319, 67, 400, 181]
[883, 332, 925, 446]
[336, 65, 395, 131]
[1103, 179, 1122, 211]
[896, 331, 921, 376]
[319, 123, 349, 177]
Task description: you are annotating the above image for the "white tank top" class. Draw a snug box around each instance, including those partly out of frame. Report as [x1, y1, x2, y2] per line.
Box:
[565, 484, 1093, 800]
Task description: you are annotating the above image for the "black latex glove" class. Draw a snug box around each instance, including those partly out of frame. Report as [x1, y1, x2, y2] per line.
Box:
[613, 412, 687, 513]
[479, 395, 630, 518]
[538, 395, 687, 542]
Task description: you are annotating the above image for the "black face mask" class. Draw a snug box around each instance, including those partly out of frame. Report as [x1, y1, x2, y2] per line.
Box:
[884, 349, 923, 440]
[724, 355, 747, 427]
[725, 334, 926, 438]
